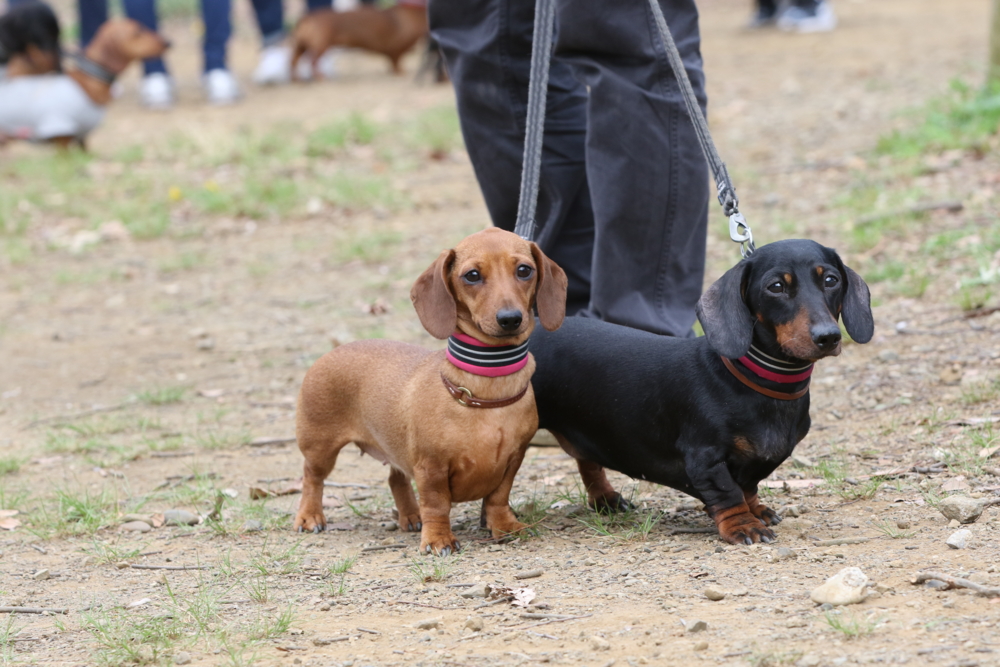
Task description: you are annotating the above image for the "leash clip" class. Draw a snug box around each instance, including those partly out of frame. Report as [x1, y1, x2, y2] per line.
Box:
[729, 211, 756, 258]
[454, 386, 473, 407]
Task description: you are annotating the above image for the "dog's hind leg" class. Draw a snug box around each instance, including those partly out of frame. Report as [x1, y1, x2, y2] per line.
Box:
[388, 467, 421, 532]
[552, 432, 633, 513]
[293, 430, 350, 533]
[290, 42, 307, 82]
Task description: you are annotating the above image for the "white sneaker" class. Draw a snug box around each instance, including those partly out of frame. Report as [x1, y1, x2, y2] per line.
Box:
[139, 72, 174, 109]
[777, 1, 837, 33]
[253, 45, 291, 85]
[203, 68, 241, 105]
[294, 50, 338, 80]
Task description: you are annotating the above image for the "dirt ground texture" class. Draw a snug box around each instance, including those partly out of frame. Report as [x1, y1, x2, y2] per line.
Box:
[3, 0, 1000, 665]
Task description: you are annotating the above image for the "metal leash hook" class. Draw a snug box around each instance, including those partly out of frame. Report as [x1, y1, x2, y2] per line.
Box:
[729, 211, 756, 258]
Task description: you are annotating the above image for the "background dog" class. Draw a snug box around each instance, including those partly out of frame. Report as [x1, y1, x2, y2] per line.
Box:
[528, 239, 874, 545]
[290, 2, 427, 79]
[294, 228, 567, 554]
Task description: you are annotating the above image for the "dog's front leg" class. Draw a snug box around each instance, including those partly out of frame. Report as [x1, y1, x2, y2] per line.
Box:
[687, 457, 775, 545]
[482, 449, 529, 539]
[413, 465, 460, 556]
[744, 485, 782, 527]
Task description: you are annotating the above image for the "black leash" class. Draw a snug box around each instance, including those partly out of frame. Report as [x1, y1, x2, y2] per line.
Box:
[512, 0, 756, 258]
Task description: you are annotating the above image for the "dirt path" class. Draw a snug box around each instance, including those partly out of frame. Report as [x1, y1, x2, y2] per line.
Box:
[2, 1, 1000, 665]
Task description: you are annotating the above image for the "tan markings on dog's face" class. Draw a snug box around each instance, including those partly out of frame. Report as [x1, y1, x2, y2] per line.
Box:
[783, 273, 793, 285]
[816, 266, 824, 276]
[449, 228, 539, 344]
[773, 307, 818, 360]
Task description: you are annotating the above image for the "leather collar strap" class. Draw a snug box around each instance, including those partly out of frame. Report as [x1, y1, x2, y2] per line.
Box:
[68, 52, 116, 85]
[721, 356, 810, 401]
[441, 373, 529, 409]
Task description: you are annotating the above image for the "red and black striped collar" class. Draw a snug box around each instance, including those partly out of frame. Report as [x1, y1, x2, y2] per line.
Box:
[722, 345, 812, 400]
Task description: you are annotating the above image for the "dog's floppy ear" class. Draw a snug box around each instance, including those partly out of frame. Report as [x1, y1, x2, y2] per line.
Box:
[696, 260, 754, 359]
[833, 254, 874, 344]
[529, 242, 568, 331]
[410, 249, 456, 339]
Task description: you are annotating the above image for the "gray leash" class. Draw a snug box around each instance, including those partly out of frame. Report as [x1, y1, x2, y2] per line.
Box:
[512, 0, 557, 242]
[512, 0, 755, 258]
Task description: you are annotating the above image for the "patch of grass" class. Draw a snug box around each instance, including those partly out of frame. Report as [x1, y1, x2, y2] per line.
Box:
[962, 378, 1000, 405]
[1, 614, 24, 665]
[323, 172, 400, 211]
[512, 494, 551, 526]
[750, 650, 803, 667]
[136, 386, 186, 406]
[824, 610, 882, 638]
[576, 500, 664, 542]
[86, 538, 145, 565]
[243, 606, 294, 641]
[306, 113, 379, 156]
[921, 486, 946, 509]
[194, 429, 252, 450]
[409, 555, 458, 583]
[29, 487, 123, 537]
[876, 80, 1000, 158]
[816, 459, 883, 501]
[326, 554, 359, 597]
[248, 538, 305, 576]
[83, 608, 180, 666]
[0, 456, 23, 476]
[871, 518, 915, 539]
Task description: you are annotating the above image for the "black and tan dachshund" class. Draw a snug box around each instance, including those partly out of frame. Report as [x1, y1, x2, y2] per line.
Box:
[528, 239, 874, 544]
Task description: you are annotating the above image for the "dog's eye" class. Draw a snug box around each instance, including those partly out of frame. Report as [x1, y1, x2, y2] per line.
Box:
[824, 275, 839, 288]
[462, 270, 482, 285]
[516, 265, 534, 280]
[767, 282, 784, 294]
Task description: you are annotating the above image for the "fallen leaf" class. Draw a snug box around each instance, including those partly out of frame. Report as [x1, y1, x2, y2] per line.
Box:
[198, 388, 225, 398]
[941, 476, 970, 492]
[0, 509, 18, 518]
[511, 588, 536, 608]
[128, 598, 152, 608]
[980, 446, 1000, 460]
[150, 513, 165, 528]
[0, 518, 21, 530]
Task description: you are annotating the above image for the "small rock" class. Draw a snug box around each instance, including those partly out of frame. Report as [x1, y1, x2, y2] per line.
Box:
[583, 557, 597, 567]
[196, 338, 215, 351]
[686, 620, 708, 633]
[590, 636, 611, 651]
[120, 520, 152, 533]
[896, 520, 911, 530]
[786, 617, 808, 628]
[940, 365, 963, 385]
[946, 529, 972, 549]
[875, 583, 894, 594]
[514, 569, 543, 580]
[810, 567, 868, 606]
[32, 569, 50, 581]
[242, 519, 263, 532]
[888, 560, 904, 568]
[703, 586, 726, 601]
[776, 547, 795, 561]
[948, 519, 961, 528]
[938, 496, 984, 524]
[797, 654, 822, 667]
[694, 641, 709, 651]
[379, 521, 398, 532]
[318, 603, 331, 611]
[941, 477, 971, 493]
[163, 510, 200, 527]
[464, 618, 483, 632]
[173, 652, 191, 665]
[415, 618, 441, 630]
[877, 350, 899, 362]
[121, 513, 151, 523]
[730, 587, 749, 597]
[781, 505, 804, 517]
[459, 583, 491, 599]
[380, 537, 395, 546]
[925, 579, 949, 590]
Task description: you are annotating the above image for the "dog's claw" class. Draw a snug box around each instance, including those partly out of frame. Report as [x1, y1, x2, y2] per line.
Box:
[313, 526, 321, 534]
[441, 546, 451, 557]
[296, 526, 303, 533]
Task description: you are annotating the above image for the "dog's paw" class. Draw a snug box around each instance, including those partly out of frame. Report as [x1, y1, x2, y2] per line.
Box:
[400, 513, 422, 532]
[420, 529, 461, 556]
[588, 492, 634, 514]
[754, 505, 782, 526]
[717, 512, 775, 545]
[293, 509, 327, 533]
[489, 519, 528, 540]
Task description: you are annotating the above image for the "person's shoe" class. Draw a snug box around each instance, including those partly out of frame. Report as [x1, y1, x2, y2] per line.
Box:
[139, 72, 174, 109]
[253, 45, 291, 85]
[777, 1, 837, 33]
[203, 68, 241, 105]
[747, 4, 779, 28]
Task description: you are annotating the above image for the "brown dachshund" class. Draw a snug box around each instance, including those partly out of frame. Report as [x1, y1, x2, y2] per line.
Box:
[293, 228, 568, 554]
[290, 3, 427, 79]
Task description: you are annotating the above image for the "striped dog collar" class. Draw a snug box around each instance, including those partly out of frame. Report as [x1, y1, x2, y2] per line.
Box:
[739, 344, 814, 383]
[446, 332, 529, 377]
[68, 52, 116, 85]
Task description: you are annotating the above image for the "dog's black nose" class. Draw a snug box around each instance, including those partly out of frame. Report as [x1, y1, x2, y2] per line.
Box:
[496, 309, 523, 332]
[812, 324, 842, 350]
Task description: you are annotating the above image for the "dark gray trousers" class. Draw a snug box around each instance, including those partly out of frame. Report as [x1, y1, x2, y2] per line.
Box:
[429, 0, 709, 337]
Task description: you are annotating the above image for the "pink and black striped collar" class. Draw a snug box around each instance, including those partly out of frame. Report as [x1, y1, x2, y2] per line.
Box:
[446, 332, 529, 377]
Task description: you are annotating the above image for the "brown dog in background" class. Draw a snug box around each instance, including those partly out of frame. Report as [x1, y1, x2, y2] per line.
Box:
[293, 228, 568, 554]
[290, 2, 427, 79]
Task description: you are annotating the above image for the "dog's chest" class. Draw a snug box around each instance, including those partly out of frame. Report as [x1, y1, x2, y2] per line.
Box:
[735, 402, 810, 462]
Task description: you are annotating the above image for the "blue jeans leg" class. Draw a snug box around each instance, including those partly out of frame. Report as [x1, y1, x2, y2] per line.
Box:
[78, 0, 107, 47]
[202, 0, 231, 71]
[250, 0, 284, 46]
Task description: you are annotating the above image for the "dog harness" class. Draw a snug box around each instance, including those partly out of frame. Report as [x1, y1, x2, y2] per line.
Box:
[722, 345, 813, 400]
[442, 332, 530, 408]
[0, 74, 104, 141]
[446, 332, 529, 377]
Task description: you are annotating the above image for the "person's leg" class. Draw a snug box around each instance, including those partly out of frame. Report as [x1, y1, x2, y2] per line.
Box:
[306, 0, 331, 10]
[556, 0, 709, 337]
[201, 0, 231, 72]
[428, 0, 594, 315]
[122, 0, 167, 75]
[250, 0, 284, 47]
[78, 0, 107, 48]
